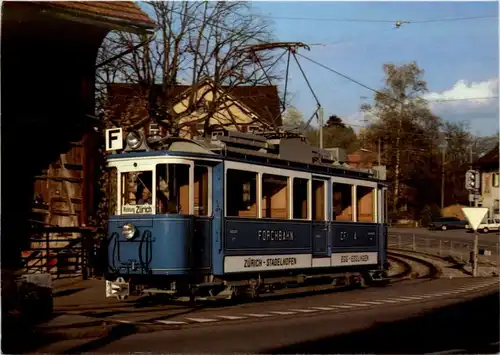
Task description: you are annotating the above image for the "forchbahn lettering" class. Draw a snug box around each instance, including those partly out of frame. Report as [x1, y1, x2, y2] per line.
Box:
[258, 230, 294, 241]
[244, 257, 297, 268]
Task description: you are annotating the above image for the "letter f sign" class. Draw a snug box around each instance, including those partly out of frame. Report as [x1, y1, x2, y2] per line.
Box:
[105, 128, 123, 151]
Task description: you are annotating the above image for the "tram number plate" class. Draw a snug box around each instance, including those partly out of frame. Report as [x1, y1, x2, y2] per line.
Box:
[332, 252, 377, 266]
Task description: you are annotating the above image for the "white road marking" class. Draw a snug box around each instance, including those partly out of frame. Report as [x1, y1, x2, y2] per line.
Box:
[216, 315, 247, 320]
[290, 309, 319, 313]
[185, 317, 218, 323]
[330, 305, 353, 309]
[387, 298, 412, 302]
[310, 306, 336, 311]
[156, 320, 188, 325]
[344, 303, 370, 307]
[269, 311, 297, 315]
[429, 293, 450, 297]
[244, 313, 272, 318]
[361, 301, 384, 305]
[397, 296, 424, 300]
[375, 299, 399, 303]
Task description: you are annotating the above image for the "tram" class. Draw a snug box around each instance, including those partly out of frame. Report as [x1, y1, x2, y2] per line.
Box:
[104, 127, 389, 300]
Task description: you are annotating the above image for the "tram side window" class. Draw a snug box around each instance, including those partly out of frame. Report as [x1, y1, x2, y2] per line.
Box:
[332, 183, 353, 221]
[293, 178, 308, 219]
[357, 186, 375, 222]
[262, 174, 289, 219]
[156, 164, 190, 215]
[194, 166, 209, 216]
[226, 169, 257, 217]
[121, 170, 154, 214]
[312, 180, 325, 221]
[109, 167, 118, 216]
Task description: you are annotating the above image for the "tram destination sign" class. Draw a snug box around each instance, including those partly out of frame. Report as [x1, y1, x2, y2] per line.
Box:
[122, 204, 153, 215]
[224, 254, 312, 273]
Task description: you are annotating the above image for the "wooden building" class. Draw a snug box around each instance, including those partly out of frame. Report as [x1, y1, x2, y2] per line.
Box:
[106, 80, 283, 139]
[1, 1, 155, 274]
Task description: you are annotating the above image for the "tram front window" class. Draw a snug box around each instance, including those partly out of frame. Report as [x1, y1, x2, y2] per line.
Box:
[156, 163, 190, 215]
[121, 170, 154, 215]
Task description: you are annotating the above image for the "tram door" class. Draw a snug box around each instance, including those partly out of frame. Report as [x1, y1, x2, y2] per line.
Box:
[311, 178, 329, 257]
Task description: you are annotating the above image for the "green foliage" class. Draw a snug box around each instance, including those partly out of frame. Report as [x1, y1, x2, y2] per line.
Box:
[360, 61, 479, 221]
[282, 108, 359, 153]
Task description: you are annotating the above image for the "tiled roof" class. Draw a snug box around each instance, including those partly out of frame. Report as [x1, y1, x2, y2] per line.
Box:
[34, 1, 155, 29]
[106, 83, 283, 127]
[475, 143, 499, 167]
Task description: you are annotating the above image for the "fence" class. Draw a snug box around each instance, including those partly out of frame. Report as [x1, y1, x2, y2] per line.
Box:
[388, 233, 500, 266]
[20, 226, 105, 280]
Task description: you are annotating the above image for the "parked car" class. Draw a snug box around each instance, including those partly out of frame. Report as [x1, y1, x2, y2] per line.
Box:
[466, 218, 500, 233]
[428, 216, 468, 231]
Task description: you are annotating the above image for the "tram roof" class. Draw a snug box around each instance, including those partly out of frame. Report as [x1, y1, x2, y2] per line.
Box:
[107, 130, 387, 183]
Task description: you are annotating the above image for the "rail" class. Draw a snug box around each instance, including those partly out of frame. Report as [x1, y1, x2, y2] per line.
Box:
[21, 226, 103, 280]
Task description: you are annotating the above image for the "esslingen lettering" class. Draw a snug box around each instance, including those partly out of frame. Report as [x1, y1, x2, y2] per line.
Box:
[258, 230, 294, 241]
[340, 254, 370, 263]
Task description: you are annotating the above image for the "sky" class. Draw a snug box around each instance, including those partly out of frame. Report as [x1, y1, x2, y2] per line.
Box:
[248, 1, 499, 136]
[137, 1, 499, 137]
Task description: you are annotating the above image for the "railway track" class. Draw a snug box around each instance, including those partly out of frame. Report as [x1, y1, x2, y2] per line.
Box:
[57, 252, 439, 314]
[387, 251, 441, 281]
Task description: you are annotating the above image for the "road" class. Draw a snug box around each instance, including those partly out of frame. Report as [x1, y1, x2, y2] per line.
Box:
[390, 227, 500, 247]
[49, 277, 499, 354]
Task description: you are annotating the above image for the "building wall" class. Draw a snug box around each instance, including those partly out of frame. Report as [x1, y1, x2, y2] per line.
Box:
[478, 169, 500, 219]
[174, 85, 259, 139]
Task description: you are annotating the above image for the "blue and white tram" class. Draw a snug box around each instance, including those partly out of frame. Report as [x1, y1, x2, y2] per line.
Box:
[104, 128, 389, 300]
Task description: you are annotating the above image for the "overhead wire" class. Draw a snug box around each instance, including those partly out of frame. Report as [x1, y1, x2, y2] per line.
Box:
[295, 52, 499, 105]
[160, 7, 497, 107]
[146, 6, 497, 139]
[258, 14, 497, 24]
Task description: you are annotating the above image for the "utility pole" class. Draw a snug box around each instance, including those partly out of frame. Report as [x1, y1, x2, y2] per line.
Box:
[319, 106, 324, 149]
[393, 102, 404, 213]
[473, 231, 478, 277]
[378, 138, 381, 166]
[469, 144, 474, 207]
[441, 142, 447, 212]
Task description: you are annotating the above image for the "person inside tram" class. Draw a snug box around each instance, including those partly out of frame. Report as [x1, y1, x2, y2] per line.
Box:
[157, 176, 179, 213]
[138, 188, 152, 205]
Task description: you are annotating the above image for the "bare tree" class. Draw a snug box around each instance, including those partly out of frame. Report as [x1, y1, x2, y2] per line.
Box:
[360, 62, 442, 218]
[96, 1, 283, 136]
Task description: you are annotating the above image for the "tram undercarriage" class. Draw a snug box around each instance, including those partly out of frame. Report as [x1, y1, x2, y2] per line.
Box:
[106, 266, 389, 302]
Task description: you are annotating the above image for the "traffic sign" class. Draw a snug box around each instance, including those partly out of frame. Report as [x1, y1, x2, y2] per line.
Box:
[461, 207, 488, 231]
[465, 170, 479, 191]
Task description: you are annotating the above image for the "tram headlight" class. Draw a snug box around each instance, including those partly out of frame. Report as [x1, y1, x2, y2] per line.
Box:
[122, 223, 137, 240]
[126, 131, 142, 150]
